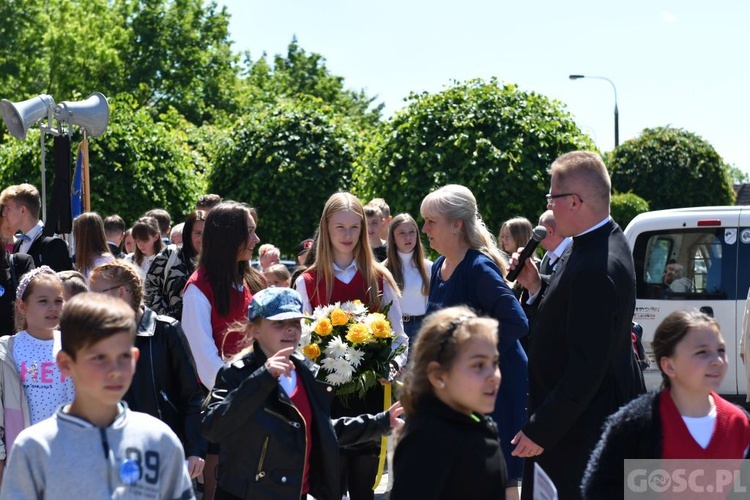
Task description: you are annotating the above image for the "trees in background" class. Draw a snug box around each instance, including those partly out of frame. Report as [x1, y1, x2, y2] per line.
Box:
[609, 127, 735, 210]
[208, 96, 362, 252]
[355, 79, 595, 235]
[0, 1, 739, 251]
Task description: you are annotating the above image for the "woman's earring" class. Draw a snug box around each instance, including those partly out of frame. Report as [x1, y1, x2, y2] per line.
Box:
[437, 381, 445, 389]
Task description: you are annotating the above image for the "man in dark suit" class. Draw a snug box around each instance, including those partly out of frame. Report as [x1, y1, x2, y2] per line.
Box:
[1, 183, 73, 272]
[104, 214, 127, 259]
[510, 151, 645, 499]
[537, 209, 572, 276]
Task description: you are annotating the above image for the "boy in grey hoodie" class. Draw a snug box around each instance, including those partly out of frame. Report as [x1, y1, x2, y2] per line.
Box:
[0, 293, 194, 500]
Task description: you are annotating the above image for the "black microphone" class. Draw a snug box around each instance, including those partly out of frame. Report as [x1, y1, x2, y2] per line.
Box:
[506, 225, 547, 282]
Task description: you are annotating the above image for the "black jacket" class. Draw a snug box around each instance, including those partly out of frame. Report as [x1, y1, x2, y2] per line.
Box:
[14, 232, 72, 272]
[391, 396, 507, 500]
[123, 307, 206, 457]
[0, 252, 34, 336]
[581, 391, 750, 499]
[202, 348, 392, 500]
[521, 220, 646, 500]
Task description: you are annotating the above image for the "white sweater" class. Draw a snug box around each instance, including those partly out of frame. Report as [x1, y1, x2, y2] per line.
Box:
[396, 251, 432, 316]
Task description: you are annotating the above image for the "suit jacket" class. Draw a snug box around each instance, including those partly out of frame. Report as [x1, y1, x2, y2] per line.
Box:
[14, 233, 72, 272]
[521, 219, 645, 500]
[107, 242, 125, 259]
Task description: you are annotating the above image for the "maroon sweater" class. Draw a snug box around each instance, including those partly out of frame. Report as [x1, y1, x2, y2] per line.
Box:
[660, 390, 750, 459]
[185, 266, 252, 363]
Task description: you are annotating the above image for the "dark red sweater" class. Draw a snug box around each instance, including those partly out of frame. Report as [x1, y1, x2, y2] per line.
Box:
[660, 390, 750, 459]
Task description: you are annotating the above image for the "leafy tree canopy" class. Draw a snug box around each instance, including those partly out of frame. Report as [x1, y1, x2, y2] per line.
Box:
[208, 96, 363, 255]
[0, 0, 239, 125]
[354, 78, 596, 234]
[242, 38, 383, 128]
[609, 126, 735, 210]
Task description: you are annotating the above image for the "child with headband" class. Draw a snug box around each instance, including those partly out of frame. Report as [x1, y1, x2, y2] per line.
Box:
[0, 267, 75, 486]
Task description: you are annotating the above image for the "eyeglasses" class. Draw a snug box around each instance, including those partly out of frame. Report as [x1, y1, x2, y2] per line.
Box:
[97, 285, 124, 294]
[545, 193, 583, 204]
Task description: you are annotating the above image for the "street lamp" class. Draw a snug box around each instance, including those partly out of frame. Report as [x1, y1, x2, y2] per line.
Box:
[569, 74, 619, 148]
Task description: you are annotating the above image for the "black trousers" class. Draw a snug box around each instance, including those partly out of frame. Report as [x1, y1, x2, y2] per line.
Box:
[332, 385, 385, 500]
[339, 451, 379, 500]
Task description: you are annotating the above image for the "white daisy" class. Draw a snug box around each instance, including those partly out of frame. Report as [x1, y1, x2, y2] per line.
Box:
[324, 337, 348, 358]
[345, 348, 364, 368]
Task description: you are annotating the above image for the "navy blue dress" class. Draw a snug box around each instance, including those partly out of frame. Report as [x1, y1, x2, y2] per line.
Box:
[427, 249, 529, 482]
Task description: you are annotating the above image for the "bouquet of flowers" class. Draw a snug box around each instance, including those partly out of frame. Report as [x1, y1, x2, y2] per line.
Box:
[299, 300, 406, 401]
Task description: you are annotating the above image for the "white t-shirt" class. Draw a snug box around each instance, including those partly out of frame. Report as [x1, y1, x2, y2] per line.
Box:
[13, 331, 76, 424]
[682, 406, 716, 449]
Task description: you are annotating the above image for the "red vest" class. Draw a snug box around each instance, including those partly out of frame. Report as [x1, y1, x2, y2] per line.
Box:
[302, 269, 382, 312]
[289, 378, 313, 495]
[185, 266, 252, 359]
[660, 389, 750, 459]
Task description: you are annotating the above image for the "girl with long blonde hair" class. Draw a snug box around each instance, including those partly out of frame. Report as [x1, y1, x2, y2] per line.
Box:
[294, 192, 408, 500]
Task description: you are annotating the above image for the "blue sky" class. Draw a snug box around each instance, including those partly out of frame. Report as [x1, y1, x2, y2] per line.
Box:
[218, 0, 750, 175]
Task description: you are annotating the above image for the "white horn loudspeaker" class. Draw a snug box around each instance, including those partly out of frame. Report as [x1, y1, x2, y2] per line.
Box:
[54, 92, 110, 137]
[0, 94, 56, 140]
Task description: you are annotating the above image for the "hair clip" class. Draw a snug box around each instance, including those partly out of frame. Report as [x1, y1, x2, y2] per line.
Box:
[437, 315, 470, 361]
[16, 265, 56, 299]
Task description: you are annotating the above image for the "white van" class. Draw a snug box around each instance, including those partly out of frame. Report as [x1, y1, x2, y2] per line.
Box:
[623, 206, 750, 400]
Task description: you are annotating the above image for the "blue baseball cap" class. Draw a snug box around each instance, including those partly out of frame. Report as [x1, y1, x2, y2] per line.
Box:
[248, 287, 306, 321]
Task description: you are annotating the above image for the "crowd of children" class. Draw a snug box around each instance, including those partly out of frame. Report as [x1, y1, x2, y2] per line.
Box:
[1, 180, 750, 500]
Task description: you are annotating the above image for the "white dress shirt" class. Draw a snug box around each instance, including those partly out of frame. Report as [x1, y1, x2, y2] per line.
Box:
[18, 221, 44, 254]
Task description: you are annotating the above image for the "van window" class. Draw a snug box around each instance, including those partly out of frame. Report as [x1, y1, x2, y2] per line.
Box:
[633, 228, 738, 300]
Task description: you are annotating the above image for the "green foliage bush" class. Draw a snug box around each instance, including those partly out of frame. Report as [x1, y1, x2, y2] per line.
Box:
[208, 96, 363, 255]
[609, 127, 735, 210]
[354, 78, 596, 235]
[610, 192, 649, 229]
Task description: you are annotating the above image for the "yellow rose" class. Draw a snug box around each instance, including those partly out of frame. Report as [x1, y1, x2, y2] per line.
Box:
[330, 308, 349, 326]
[314, 318, 333, 336]
[302, 343, 321, 360]
[371, 318, 392, 338]
[346, 324, 372, 344]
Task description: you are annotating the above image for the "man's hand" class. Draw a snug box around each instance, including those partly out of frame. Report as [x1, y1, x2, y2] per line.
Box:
[265, 347, 296, 378]
[511, 430, 544, 457]
[508, 248, 542, 294]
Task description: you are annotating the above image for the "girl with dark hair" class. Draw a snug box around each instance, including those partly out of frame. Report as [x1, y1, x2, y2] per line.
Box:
[384, 213, 432, 341]
[582, 309, 750, 498]
[145, 210, 206, 319]
[181, 201, 264, 500]
[391, 306, 506, 500]
[72, 212, 114, 280]
[125, 216, 164, 279]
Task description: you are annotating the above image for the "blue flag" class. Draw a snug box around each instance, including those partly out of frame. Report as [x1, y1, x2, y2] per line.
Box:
[71, 142, 84, 218]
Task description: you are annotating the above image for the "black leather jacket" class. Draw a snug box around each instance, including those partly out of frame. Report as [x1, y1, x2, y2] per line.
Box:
[202, 349, 391, 500]
[123, 307, 207, 457]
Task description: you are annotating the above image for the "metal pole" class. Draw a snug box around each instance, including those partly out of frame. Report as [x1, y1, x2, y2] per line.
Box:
[569, 75, 619, 148]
